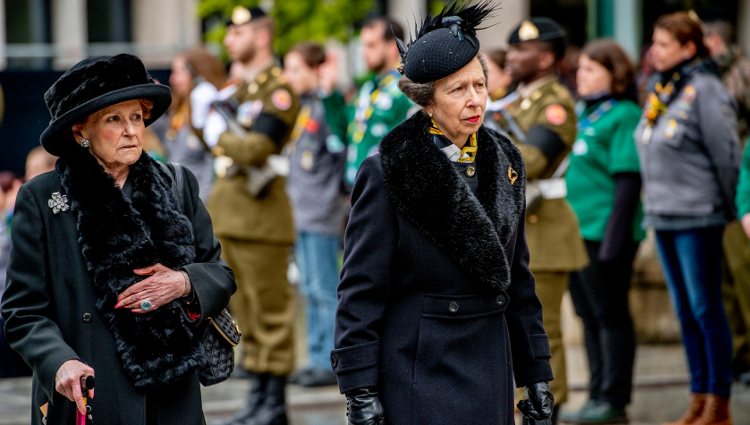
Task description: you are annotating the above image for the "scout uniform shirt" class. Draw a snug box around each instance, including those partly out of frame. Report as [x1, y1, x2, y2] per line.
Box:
[497, 75, 587, 271]
[207, 65, 301, 244]
[565, 98, 645, 242]
[345, 69, 413, 187]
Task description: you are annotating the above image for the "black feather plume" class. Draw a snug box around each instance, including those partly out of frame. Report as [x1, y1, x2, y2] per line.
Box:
[411, 0, 498, 48]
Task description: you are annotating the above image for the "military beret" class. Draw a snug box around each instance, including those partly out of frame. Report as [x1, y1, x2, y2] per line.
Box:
[226, 5, 267, 27]
[399, 1, 498, 84]
[507, 17, 566, 45]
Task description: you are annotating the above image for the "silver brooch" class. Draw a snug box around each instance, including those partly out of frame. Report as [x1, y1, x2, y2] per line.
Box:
[47, 192, 69, 214]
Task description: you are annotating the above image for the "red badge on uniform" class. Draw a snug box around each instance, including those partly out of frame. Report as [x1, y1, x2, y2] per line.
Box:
[545, 104, 567, 126]
[271, 89, 293, 111]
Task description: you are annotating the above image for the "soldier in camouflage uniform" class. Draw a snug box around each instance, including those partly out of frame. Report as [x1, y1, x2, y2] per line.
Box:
[495, 18, 588, 424]
[704, 17, 750, 381]
[207, 7, 300, 425]
[344, 17, 413, 189]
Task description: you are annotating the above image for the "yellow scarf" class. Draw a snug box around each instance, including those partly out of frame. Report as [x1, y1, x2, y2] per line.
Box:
[429, 119, 478, 163]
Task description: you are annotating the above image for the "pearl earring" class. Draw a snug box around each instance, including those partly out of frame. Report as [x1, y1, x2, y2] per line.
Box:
[81, 138, 90, 148]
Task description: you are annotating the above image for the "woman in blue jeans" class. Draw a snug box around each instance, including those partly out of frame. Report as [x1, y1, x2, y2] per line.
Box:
[283, 42, 347, 387]
[635, 12, 739, 425]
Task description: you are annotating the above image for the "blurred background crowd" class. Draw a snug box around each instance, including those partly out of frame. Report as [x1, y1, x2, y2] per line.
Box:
[2, 1, 750, 425]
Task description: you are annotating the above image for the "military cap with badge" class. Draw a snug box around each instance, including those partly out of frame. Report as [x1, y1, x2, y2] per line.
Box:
[226, 5, 267, 27]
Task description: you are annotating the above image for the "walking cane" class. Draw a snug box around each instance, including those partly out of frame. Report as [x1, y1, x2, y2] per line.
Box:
[76, 375, 95, 425]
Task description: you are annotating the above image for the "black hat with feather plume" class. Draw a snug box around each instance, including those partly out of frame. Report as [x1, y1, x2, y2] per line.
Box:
[397, 1, 497, 83]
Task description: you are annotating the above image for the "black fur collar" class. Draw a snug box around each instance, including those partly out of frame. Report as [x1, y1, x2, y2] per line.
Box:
[379, 112, 525, 292]
[58, 151, 200, 388]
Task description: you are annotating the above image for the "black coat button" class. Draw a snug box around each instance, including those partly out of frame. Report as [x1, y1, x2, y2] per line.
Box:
[496, 294, 507, 306]
[448, 301, 459, 313]
[331, 354, 338, 368]
[82, 312, 92, 323]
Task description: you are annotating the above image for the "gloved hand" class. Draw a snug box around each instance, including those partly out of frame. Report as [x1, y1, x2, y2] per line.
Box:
[517, 381, 554, 421]
[189, 81, 218, 129]
[202, 111, 227, 148]
[345, 387, 385, 425]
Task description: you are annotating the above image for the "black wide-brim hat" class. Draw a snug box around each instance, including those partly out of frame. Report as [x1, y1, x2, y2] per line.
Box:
[40, 53, 172, 156]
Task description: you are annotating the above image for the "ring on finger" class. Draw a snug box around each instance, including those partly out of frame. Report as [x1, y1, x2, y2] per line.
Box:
[139, 299, 153, 311]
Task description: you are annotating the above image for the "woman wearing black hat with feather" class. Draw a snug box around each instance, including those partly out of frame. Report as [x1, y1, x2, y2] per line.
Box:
[0, 54, 235, 424]
[330, 2, 554, 424]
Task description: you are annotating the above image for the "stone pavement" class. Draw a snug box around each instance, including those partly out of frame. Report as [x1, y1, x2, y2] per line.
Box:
[1, 344, 748, 424]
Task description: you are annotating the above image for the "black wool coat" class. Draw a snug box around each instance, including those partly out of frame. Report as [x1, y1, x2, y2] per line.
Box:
[1, 155, 235, 425]
[331, 112, 553, 425]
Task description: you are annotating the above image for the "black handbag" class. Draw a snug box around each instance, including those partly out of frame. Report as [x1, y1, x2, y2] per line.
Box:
[159, 162, 241, 386]
[199, 308, 241, 386]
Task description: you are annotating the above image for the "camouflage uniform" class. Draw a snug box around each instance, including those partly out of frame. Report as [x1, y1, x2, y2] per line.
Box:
[207, 65, 301, 376]
[492, 75, 588, 406]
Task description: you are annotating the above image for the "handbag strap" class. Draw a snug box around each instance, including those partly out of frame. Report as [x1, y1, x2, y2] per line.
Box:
[159, 162, 186, 212]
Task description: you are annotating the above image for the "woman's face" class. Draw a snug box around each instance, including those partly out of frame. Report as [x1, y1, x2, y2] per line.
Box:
[651, 28, 695, 72]
[283, 51, 318, 95]
[425, 57, 487, 144]
[576, 54, 613, 98]
[169, 56, 193, 97]
[76, 99, 146, 169]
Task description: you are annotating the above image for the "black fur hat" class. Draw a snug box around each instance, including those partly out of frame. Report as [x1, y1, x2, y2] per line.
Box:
[40, 54, 171, 156]
[398, 1, 497, 83]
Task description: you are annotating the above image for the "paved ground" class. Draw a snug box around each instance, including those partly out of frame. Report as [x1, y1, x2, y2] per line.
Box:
[2, 344, 749, 424]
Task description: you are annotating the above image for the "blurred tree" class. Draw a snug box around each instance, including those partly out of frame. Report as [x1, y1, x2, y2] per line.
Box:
[198, 0, 375, 56]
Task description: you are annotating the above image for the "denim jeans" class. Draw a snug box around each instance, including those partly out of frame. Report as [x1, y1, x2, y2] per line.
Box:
[655, 226, 734, 397]
[295, 231, 340, 370]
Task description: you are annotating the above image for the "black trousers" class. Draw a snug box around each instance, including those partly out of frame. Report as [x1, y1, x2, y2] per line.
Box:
[568, 239, 639, 407]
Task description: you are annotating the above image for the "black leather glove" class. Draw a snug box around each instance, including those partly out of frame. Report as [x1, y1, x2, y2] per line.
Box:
[517, 381, 554, 421]
[345, 387, 385, 425]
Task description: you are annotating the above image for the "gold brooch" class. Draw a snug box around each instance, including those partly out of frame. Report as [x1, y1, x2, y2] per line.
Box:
[508, 167, 518, 185]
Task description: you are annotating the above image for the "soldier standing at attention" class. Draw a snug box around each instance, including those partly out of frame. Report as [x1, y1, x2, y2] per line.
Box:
[207, 6, 301, 425]
[344, 17, 413, 190]
[500, 17, 588, 424]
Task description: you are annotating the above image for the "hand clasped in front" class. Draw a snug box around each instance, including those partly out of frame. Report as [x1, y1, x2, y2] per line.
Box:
[114, 263, 187, 313]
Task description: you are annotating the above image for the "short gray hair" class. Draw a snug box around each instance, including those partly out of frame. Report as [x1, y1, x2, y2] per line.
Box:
[398, 54, 489, 108]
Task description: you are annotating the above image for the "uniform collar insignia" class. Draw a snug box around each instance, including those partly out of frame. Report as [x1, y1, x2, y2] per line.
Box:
[48, 191, 69, 214]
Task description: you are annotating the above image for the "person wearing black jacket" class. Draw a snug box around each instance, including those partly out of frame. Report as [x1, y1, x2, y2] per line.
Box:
[330, 2, 554, 424]
[561, 39, 644, 424]
[1, 54, 235, 425]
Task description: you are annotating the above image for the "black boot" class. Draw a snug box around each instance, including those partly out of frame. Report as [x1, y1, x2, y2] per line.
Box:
[248, 374, 289, 425]
[212, 372, 268, 425]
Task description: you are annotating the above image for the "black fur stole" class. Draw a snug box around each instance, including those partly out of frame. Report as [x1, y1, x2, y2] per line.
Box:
[58, 151, 200, 388]
[379, 112, 526, 292]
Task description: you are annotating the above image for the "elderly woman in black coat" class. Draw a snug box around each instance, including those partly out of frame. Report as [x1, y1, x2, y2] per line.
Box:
[0, 54, 235, 425]
[330, 2, 554, 425]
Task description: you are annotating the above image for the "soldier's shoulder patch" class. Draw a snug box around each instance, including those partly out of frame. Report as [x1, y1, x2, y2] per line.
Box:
[271, 88, 293, 111]
[545, 104, 567, 126]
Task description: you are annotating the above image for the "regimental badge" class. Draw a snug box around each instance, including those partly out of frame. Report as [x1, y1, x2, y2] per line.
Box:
[519, 20, 540, 41]
[572, 139, 588, 156]
[300, 150, 314, 171]
[231, 6, 252, 26]
[376, 94, 393, 110]
[271, 89, 293, 111]
[664, 119, 678, 139]
[48, 192, 69, 214]
[545, 104, 567, 126]
[508, 166, 518, 185]
[683, 85, 696, 103]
